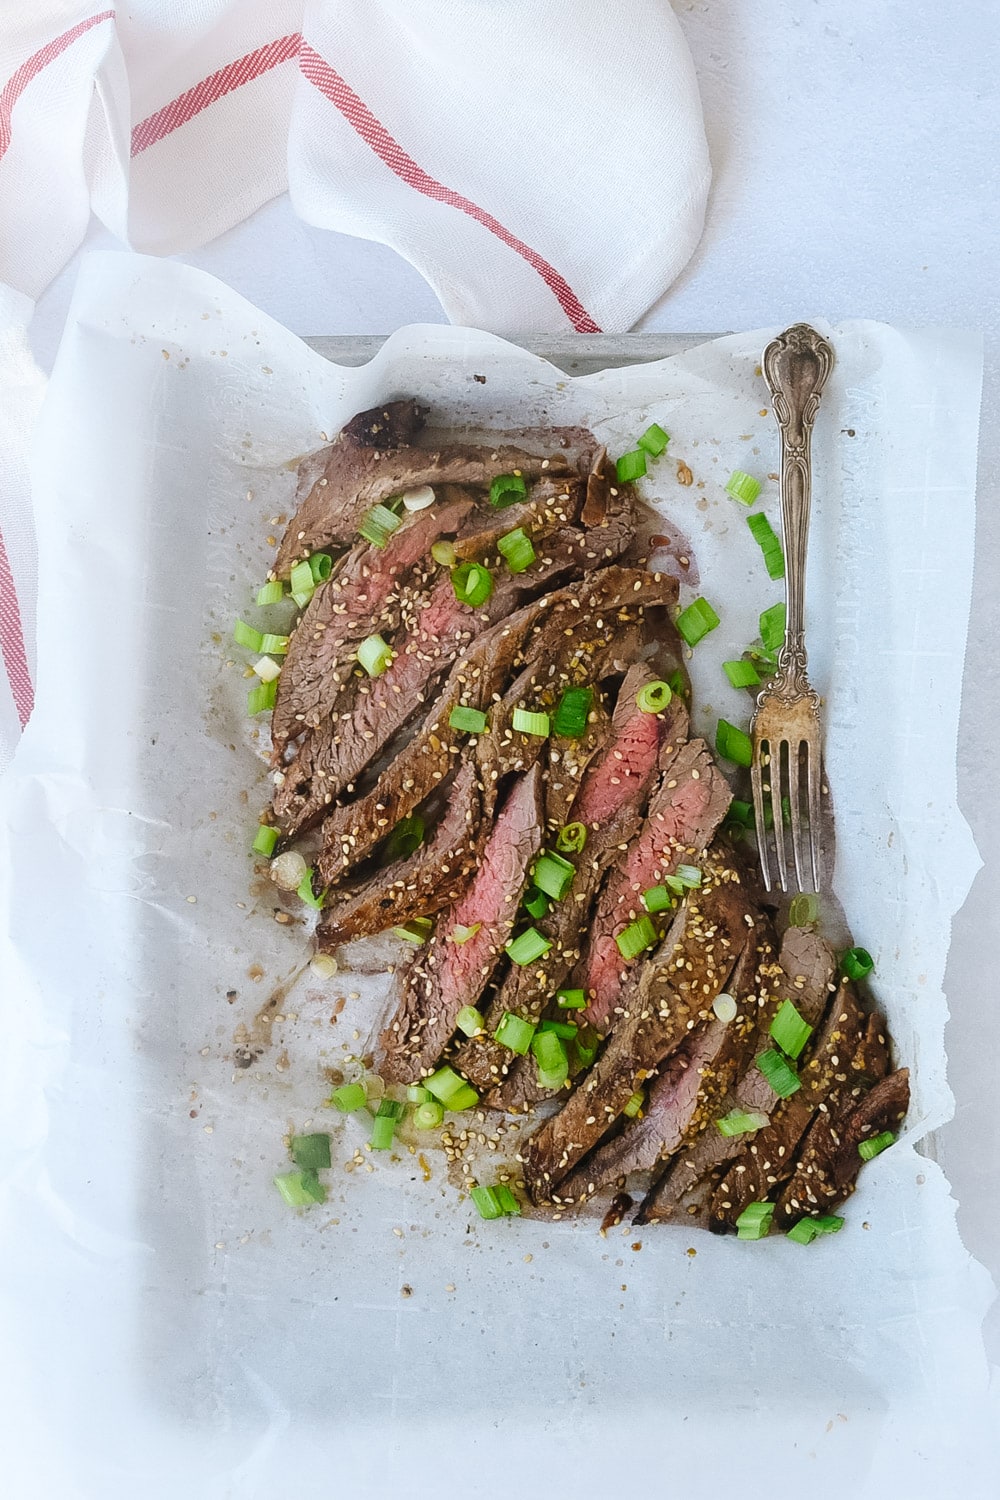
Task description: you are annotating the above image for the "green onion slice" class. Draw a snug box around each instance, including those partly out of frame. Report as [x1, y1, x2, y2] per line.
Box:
[309, 551, 334, 582]
[289, 558, 315, 599]
[858, 1130, 895, 1161]
[723, 658, 761, 689]
[841, 946, 874, 981]
[369, 1113, 397, 1150]
[616, 449, 647, 483]
[392, 917, 433, 945]
[623, 1091, 644, 1119]
[674, 864, 702, 888]
[455, 1005, 485, 1036]
[252, 824, 280, 857]
[756, 1048, 801, 1098]
[255, 580, 285, 606]
[637, 422, 670, 456]
[497, 527, 536, 574]
[635, 679, 673, 714]
[357, 633, 393, 677]
[770, 999, 813, 1059]
[330, 1082, 367, 1113]
[615, 914, 658, 960]
[760, 602, 786, 654]
[274, 1169, 326, 1207]
[555, 821, 587, 854]
[531, 1029, 567, 1075]
[494, 1011, 538, 1054]
[746, 512, 785, 579]
[407, 1085, 432, 1103]
[489, 472, 528, 508]
[573, 1024, 600, 1068]
[789, 892, 819, 927]
[533, 850, 575, 901]
[726, 798, 755, 830]
[414, 1100, 445, 1129]
[451, 561, 494, 608]
[290, 1133, 332, 1169]
[726, 470, 762, 506]
[297, 868, 325, 910]
[359, 502, 403, 548]
[260, 632, 290, 655]
[505, 927, 553, 966]
[642, 885, 674, 914]
[715, 718, 753, 767]
[448, 705, 488, 734]
[450, 923, 481, 946]
[552, 685, 593, 739]
[512, 707, 550, 737]
[431, 539, 457, 567]
[735, 1201, 774, 1240]
[538, 1019, 577, 1040]
[424, 1066, 478, 1109]
[787, 1213, 845, 1244]
[666, 668, 689, 698]
[446, 1083, 480, 1112]
[676, 597, 721, 647]
[523, 888, 549, 920]
[470, 1185, 504, 1219]
[234, 618, 264, 651]
[716, 1109, 769, 1138]
[247, 679, 277, 715]
[494, 1184, 521, 1216]
[383, 814, 425, 863]
[556, 988, 586, 1010]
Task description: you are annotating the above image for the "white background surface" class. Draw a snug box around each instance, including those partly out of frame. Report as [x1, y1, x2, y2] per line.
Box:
[27, 0, 1000, 1358]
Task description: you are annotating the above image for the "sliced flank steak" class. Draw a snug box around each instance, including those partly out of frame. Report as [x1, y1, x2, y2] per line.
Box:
[522, 847, 761, 1202]
[635, 926, 837, 1226]
[379, 764, 544, 1084]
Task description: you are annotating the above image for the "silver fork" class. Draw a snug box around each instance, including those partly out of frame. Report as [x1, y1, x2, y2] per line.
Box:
[751, 323, 834, 893]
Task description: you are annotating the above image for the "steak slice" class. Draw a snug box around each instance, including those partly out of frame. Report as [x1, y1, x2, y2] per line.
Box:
[634, 926, 837, 1225]
[522, 846, 759, 1202]
[775, 1063, 908, 1228]
[277, 426, 571, 573]
[270, 496, 472, 754]
[315, 758, 490, 947]
[450, 475, 584, 561]
[379, 764, 544, 1083]
[577, 738, 734, 1029]
[707, 980, 886, 1232]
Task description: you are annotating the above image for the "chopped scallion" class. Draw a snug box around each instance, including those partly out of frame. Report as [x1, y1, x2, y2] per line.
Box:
[494, 1185, 521, 1216]
[308, 551, 333, 582]
[383, 814, 424, 863]
[449, 705, 488, 734]
[255, 580, 285, 606]
[789, 892, 819, 927]
[407, 1085, 432, 1104]
[553, 685, 593, 739]
[523, 888, 549, 920]
[489, 472, 528, 508]
[623, 1091, 644, 1119]
[858, 1130, 895, 1161]
[497, 527, 536, 574]
[413, 1100, 444, 1129]
[297, 868, 325, 910]
[369, 1112, 397, 1151]
[556, 988, 586, 1010]
[841, 946, 874, 981]
[431, 539, 456, 567]
[616, 449, 647, 483]
[451, 561, 494, 608]
[756, 1047, 801, 1098]
[726, 470, 762, 506]
[746, 512, 785, 579]
[290, 1133, 331, 1170]
[392, 917, 433, 945]
[533, 850, 575, 900]
[713, 992, 738, 1023]
[636, 679, 673, 713]
[615, 914, 658, 960]
[770, 999, 813, 1059]
[676, 597, 720, 647]
[455, 1005, 485, 1036]
[674, 864, 702, 888]
[786, 1213, 845, 1244]
[715, 718, 753, 767]
[642, 885, 674, 914]
[494, 1011, 538, 1054]
[274, 1169, 326, 1207]
[735, 1201, 774, 1240]
[329, 1082, 366, 1113]
[573, 1024, 600, 1068]
[716, 1109, 769, 1138]
[512, 707, 550, 737]
[247, 679, 277, 715]
[358, 502, 402, 548]
[760, 602, 786, 654]
[357, 633, 393, 678]
[666, 668, 689, 698]
[446, 1083, 480, 1112]
[531, 1029, 567, 1076]
[726, 798, 755, 829]
[234, 619, 264, 651]
[555, 822, 587, 854]
[637, 423, 670, 456]
[723, 658, 761, 689]
[289, 559, 315, 600]
[450, 922, 481, 946]
[252, 824, 280, 857]
[424, 1067, 478, 1110]
[253, 655, 281, 683]
[505, 927, 552, 966]
[470, 1185, 504, 1219]
[538, 1019, 577, 1039]
[260, 632, 290, 655]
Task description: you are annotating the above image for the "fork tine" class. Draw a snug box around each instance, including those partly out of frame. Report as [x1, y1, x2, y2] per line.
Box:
[769, 741, 789, 891]
[806, 740, 822, 892]
[751, 743, 772, 891]
[788, 740, 807, 892]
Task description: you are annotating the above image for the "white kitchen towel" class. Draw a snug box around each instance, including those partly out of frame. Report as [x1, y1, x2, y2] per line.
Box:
[0, 2, 710, 766]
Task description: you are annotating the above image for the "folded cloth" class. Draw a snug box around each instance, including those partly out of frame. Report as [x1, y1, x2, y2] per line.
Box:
[0, 2, 710, 763]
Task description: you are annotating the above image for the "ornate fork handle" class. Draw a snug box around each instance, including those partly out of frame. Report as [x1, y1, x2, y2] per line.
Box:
[761, 324, 834, 701]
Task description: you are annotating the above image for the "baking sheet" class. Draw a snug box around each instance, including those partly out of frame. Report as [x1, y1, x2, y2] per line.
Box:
[0, 252, 996, 1498]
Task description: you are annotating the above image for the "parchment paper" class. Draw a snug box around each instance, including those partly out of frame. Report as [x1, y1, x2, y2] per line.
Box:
[0, 253, 995, 1498]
